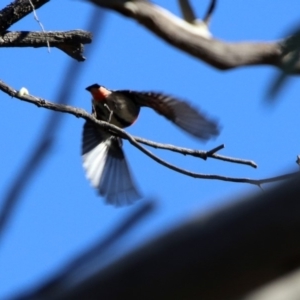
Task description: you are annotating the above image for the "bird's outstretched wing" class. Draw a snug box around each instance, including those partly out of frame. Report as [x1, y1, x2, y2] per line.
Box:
[118, 91, 220, 141]
[82, 121, 141, 206]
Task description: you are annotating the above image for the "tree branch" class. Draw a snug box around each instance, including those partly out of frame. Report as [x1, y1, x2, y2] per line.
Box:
[15, 201, 155, 300]
[0, 30, 92, 61]
[178, 0, 216, 38]
[14, 174, 300, 300]
[0, 80, 298, 187]
[133, 137, 257, 168]
[0, 0, 49, 32]
[268, 27, 300, 98]
[85, 0, 300, 73]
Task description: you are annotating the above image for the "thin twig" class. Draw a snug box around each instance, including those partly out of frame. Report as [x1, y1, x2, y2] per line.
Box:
[203, 0, 217, 25]
[132, 137, 257, 168]
[0, 0, 49, 32]
[0, 80, 297, 187]
[28, 0, 50, 52]
[206, 144, 224, 156]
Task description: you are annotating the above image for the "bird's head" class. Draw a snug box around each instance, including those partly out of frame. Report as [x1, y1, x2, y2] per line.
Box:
[85, 84, 111, 101]
[85, 83, 101, 92]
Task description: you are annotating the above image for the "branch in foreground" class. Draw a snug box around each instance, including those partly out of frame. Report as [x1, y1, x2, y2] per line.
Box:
[15, 201, 155, 300]
[0, 30, 92, 61]
[0, 80, 297, 187]
[86, 0, 300, 73]
[0, 138, 52, 242]
[0, 0, 49, 32]
[13, 174, 300, 300]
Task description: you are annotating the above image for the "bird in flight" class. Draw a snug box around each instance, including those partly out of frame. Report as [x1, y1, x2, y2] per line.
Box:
[82, 84, 219, 206]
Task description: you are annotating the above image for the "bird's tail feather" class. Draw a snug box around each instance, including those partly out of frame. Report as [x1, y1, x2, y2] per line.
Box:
[82, 121, 141, 206]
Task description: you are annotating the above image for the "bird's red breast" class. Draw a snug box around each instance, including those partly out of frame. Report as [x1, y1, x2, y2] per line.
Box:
[86, 84, 111, 102]
[93, 86, 111, 102]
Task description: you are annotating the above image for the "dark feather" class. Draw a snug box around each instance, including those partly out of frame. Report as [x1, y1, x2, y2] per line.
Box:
[117, 91, 220, 140]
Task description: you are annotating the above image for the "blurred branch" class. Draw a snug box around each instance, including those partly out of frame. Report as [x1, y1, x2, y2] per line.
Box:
[0, 138, 52, 240]
[85, 0, 300, 73]
[178, 0, 216, 38]
[268, 26, 300, 98]
[0, 0, 49, 32]
[0, 8, 106, 244]
[179, 0, 216, 25]
[202, 0, 216, 25]
[0, 30, 92, 61]
[12, 174, 300, 300]
[178, 0, 198, 24]
[15, 201, 155, 300]
[1, 80, 299, 187]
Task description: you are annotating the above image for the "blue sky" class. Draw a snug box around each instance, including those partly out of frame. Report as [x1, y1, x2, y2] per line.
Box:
[0, 0, 300, 298]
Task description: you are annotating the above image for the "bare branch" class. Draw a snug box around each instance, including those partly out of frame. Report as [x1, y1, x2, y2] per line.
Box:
[178, 0, 197, 24]
[0, 0, 49, 32]
[178, 0, 215, 38]
[14, 174, 300, 300]
[296, 155, 300, 167]
[1, 80, 297, 187]
[85, 0, 300, 73]
[0, 30, 92, 61]
[268, 27, 300, 98]
[203, 0, 216, 25]
[28, 0, 50, 51]
[206, 144, 223, 156]
[133, 137, 257, 168]
[18, 201, 155, 299]
[178, 0, 216, 26]
[0, 138, 52, 241]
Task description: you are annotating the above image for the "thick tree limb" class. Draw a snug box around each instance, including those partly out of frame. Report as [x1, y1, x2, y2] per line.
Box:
[86, 0, 300, 73]
[11, 174, 300, 300]
[1, 79, 298, 187]
[0, 0, 49, 32]
[0, 30, 92, 61]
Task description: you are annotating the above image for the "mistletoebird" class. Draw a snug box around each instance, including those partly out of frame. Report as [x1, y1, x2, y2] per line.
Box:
[82, 84, 219, 206]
